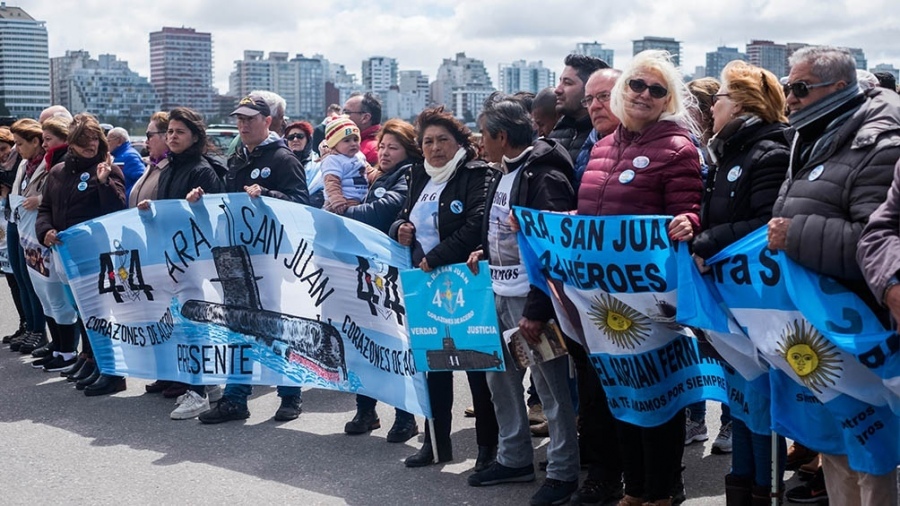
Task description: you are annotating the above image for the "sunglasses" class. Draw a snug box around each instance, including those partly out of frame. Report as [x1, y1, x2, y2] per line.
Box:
[782, 80, 834, 99]
[627, 79, 668, 99]
[145, 131, 165, 139]
[285, 133, 306, 141]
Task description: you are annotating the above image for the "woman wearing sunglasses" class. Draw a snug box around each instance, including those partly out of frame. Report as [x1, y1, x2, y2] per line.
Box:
[693, 60, 791, 505]
[578, 50, 702, 506]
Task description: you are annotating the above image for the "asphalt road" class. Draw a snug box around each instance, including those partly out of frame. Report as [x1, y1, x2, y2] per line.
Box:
[0, 287, 811, 505]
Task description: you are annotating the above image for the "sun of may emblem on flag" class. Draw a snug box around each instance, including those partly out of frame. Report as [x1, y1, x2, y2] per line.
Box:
[433, 277, 464, 315]
[587, 293, 651, 349]
[777, 319, 843, 394]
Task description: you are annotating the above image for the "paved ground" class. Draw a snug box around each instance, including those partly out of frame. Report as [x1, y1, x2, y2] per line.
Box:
[0, 288, 811, 505]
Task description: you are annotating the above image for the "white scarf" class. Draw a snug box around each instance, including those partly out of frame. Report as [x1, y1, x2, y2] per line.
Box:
[424, 147, 467, 184]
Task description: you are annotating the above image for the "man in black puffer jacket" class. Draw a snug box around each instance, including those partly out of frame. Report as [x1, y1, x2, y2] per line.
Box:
[768, 46, 900, 505]
[546, 54, 609, 188]
[198, 92, 309, 426]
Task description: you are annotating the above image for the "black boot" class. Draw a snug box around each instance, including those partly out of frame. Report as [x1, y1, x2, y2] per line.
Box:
[84, 375, 126, 396]
[69, 358, 96, 382]
[386, 415, 419, 443]
[405, 423, 452, 467]
[274, 395, 302, 421]
[474, 445, 497, 472]
[344, 408, 380, 434]
[2, 323, 26, 344]
[725, 474, 752, 506]
[751, 484, 782, 506]
[75, 365, 101, 390]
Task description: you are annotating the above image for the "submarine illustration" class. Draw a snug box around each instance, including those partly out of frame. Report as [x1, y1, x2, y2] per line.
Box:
[425, 326, 503, 371]
[180, 202, 347, 383]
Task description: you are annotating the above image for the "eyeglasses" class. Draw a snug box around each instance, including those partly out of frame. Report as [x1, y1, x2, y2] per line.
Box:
[627, 79, 668, 99]
[711, 93, 731, 105]
[285, 133, 306, 141]
[580, 92, 612, 108]
[782, 80, 835, 98]
[145, 131, 165, 139]
[342, 110, 363, 115]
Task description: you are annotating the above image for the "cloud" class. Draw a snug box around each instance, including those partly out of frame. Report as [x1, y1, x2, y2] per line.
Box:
[20, 0, 900, 97]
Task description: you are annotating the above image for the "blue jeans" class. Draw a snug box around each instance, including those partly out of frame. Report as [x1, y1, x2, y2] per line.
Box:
[686, 400, 731, 425]
[223, 384, 301, 407]
[730, 418, 786, 487]
[6, 223, 45, 333]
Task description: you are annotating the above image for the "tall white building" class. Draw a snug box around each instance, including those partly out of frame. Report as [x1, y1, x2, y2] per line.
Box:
[396, 70, 429, 121]
[633, 36, 682, 67]
[325, 60, 363, 109]
[228, 50, 326, 121]
[431, 52, 494, 121]
[573, 42, 614, 67]
[498, 60, 555, 94]
[149, 27, 215, 117]
[50, 51, 159, 125]
[362, 56, 397, 95]
[0, 3, 50, 118]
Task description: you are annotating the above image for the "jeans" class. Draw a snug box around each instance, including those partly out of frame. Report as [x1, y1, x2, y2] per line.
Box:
[223, 384, 301, 406]
[356, 394, 415, 424]
[485, 295, 579, 482]
[686, 401, 731, 425]
[6, 223, 45, 333]
[730, 418, 785, 487]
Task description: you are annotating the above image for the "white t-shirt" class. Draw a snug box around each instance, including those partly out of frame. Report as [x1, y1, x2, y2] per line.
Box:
[487, 167, 530, 297]
[409, 178, 447, 257]
[320, 152, 368, 202]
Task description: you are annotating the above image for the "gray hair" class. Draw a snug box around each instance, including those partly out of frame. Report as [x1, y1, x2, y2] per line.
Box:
[250, 89, 286, 120]
[479, 92, 535, 149]
[788, 46, 857, 87]
[108, 127, 129, 141]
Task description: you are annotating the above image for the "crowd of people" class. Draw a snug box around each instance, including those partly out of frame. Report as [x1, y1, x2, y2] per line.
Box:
[1, 45, 899, 506]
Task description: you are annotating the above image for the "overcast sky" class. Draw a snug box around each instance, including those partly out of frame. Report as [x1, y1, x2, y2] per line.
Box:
[21, 0, 900, 93]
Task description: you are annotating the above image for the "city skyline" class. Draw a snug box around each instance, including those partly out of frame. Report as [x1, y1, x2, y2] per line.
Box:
[20, 0, 900, 94]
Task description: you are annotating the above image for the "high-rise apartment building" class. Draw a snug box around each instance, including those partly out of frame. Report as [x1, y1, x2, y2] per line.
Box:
[747, 40, 788, 78]
[430, 52, 494, 121]
[633, 36, 681, 67]
[847, 47, 867, 70]
[149, 27, 215, 117]
[362, 56, 398, 95]
[228, 50, 326, 121]
[498, 60, 555, 94]
[705, 46, 748, 79]
[0, 3, 50, 118]
[51, 51, 159, 125]
[573, 42, 614, 67]
[870, 63, 899, 83]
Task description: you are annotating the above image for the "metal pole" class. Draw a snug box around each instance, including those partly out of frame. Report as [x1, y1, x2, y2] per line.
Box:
[771, 431, 778, 506]
[429, 418, 438, 464]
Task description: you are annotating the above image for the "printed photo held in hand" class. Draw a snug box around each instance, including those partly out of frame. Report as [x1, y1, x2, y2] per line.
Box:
[503, 319, 568, 370]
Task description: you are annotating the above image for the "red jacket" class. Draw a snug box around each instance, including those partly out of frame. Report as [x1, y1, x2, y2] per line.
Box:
[577, 120, 702, 229]
[359, 124, 381, 166]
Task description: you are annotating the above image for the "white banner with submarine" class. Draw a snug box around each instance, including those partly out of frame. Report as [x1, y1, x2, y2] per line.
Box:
[55, 194, 431, 418]
[513, 209, 728, 427]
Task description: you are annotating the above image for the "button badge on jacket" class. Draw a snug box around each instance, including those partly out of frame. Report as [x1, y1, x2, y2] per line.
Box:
[619, 170, 635, 184]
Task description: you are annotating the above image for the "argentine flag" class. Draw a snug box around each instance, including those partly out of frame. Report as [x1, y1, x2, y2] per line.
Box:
[514, 209, 728, 427]
[704, 226, 899, 475]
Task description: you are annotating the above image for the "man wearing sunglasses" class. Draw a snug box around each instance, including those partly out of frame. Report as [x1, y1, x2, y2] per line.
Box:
[768, 45, 900, 506]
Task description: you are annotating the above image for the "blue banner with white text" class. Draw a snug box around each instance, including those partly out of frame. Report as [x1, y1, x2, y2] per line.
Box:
[55, 194, 431, 417]
[514, 209, 728, 427]
[401, 261, 504, 372]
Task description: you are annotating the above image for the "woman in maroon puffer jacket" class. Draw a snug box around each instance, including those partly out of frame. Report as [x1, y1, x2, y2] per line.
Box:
[578, 50, 702, 506]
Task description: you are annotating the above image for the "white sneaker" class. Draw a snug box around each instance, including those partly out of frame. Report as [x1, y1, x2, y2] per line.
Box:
[207, 384, 223, 403]
[712, 421, 733, 454]
[684, 418, 708, 445]
[170, 390, 210, 420]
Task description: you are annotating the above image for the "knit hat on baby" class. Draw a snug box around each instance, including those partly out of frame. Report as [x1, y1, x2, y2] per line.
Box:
[324, 116, 360, 149]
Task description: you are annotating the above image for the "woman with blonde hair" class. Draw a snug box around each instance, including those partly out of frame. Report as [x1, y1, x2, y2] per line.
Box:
[692, 60, 791, 505]
[580, 50, 703, 506]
